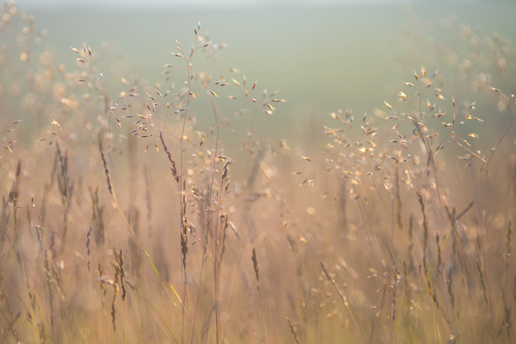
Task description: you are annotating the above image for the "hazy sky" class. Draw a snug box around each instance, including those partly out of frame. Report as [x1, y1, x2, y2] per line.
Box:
[16, 0, 407, 9]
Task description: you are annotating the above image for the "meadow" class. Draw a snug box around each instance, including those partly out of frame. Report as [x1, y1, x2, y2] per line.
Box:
[0, 1, 515, 343]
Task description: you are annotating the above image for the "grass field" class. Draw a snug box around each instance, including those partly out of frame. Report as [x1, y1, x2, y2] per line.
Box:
[1, 1, 515, 343]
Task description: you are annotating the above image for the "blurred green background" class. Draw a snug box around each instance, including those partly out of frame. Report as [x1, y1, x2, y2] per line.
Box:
[22, 1, 516, 143]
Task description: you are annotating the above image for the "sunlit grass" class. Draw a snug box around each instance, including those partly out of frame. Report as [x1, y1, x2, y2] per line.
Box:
[0, 1, 515, 343]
